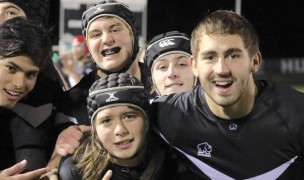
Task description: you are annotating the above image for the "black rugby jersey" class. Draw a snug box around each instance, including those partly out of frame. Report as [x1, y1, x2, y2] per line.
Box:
[152, 80, 304, 179]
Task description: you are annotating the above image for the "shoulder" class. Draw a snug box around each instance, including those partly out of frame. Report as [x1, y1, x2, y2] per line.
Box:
[257, 80, 304, 102]
[152, 86, 201, 108]
[58, 155, 82, 180]
[257, 80, 304, 129]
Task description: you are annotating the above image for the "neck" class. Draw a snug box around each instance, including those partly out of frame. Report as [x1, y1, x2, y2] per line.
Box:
[114, 152, 144, 167]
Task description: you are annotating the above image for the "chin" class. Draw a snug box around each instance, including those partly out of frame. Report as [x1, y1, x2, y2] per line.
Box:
[2, 103, 15, 109]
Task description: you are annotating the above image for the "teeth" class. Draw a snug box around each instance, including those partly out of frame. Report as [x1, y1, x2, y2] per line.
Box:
[104, 49, 115, 56]
[117, 140, 131, 145]
[101, 47, 121, 56]
[216, 82, 230, 86]
[6, 89, 21, 96]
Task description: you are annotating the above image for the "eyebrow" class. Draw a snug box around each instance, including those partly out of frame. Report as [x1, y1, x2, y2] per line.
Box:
[199, 50, 217, 57]
[156, 54, 189, 62]
[109, 22, 123, 29]
[200, 48, 243, 57]
[225, 48, 242, 55]
[4, 5, 20, 10]
[88, 22, 122, 34]
[8, 61, 39, 74]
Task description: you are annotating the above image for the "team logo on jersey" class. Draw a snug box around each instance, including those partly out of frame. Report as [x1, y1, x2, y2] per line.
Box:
[229, 123, 237, 131]
[159, 38, 175, 48]
[105, 91, 119, 102]
[94, 7, 105, 14]
[197, 142, 212, 157]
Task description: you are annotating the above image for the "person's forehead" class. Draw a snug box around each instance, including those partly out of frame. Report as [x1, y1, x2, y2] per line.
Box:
[155, 53, 190, 62]
[0, 2, 21, 9]
[90, 16, 126, 27]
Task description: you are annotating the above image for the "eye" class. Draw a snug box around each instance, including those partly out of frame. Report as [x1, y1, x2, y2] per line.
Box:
[227, 53, 240, 60]
[26, 72, 39, 79]
[177, 62, 189, 68]
[5, 65, 17, 73]
[7, 10, 17, 16]
[155, 64, 168, 71]
[100, 118, 112, 125]
[202, 55, 215, 61]
[110, 26, 122, 33]
[159, 65, 168, 70]
[88, 31, 101, 39]
[123, 113, 136, 121]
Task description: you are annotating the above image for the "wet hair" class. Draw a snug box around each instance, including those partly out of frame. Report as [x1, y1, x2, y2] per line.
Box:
[191, 10, 260, 60]
[0, 17, 53, 69]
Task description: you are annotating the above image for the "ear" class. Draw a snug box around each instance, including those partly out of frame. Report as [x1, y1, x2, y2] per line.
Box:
[190, 56, 199, 77]
[251, 51, 262, 73]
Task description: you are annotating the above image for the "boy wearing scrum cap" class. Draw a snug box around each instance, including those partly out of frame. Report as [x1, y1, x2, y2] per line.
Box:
[144, 31, 197, 96]
[57, 0, 147, 125]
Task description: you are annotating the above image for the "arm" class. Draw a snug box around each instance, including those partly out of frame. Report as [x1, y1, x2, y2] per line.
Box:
[46, 125, 91, 171]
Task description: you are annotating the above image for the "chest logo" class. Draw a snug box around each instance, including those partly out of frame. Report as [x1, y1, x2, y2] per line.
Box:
[229, 123, 237, 131]
[197, 142, 212, 157]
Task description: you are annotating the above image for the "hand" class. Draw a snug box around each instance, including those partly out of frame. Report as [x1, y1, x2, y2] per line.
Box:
[0, 160, 50, 180]
[102, 170, 112, 180]
[39, 168, 58, 180]
[55, 125, 91, 156]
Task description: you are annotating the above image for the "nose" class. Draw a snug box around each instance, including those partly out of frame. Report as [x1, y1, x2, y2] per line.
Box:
[114, 121, 129, 137]
[102, 32, 115, 46]
[214, 58, 230, 76]
[167, 64, 179, 79]
[12, 73, 25, 90]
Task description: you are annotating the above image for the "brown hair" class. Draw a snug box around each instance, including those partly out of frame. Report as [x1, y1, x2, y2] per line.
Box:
[191, 10, 260, 60]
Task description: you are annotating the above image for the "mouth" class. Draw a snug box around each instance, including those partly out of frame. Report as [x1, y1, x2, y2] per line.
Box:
[101, 47, 121, 57]
[4, 88, 22, 97]
[166, 83, 183, 88]
[114, 139, 134, 149]
[214, 81, 233, 89]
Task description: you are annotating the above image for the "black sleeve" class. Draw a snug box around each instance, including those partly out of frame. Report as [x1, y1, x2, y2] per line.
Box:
[58, 156, 82, 180]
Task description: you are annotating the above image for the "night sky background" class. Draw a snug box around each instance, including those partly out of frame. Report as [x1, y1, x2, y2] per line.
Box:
[49, 0, 304, 84]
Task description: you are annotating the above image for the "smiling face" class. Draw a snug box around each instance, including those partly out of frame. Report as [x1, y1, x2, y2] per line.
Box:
[0, 2, 26, 23]
[191, 31, 260, 117]
[152, 53, 195, 95]
[0, 56, 39, 109]
[86, 16, 133, 73]
[94, 105, 146, 166]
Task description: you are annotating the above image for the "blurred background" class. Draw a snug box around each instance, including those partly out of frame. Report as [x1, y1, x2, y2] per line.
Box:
[39, 0, 304, 90]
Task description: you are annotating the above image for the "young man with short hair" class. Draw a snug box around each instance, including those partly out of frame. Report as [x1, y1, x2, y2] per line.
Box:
[0, 17, 52, 180]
